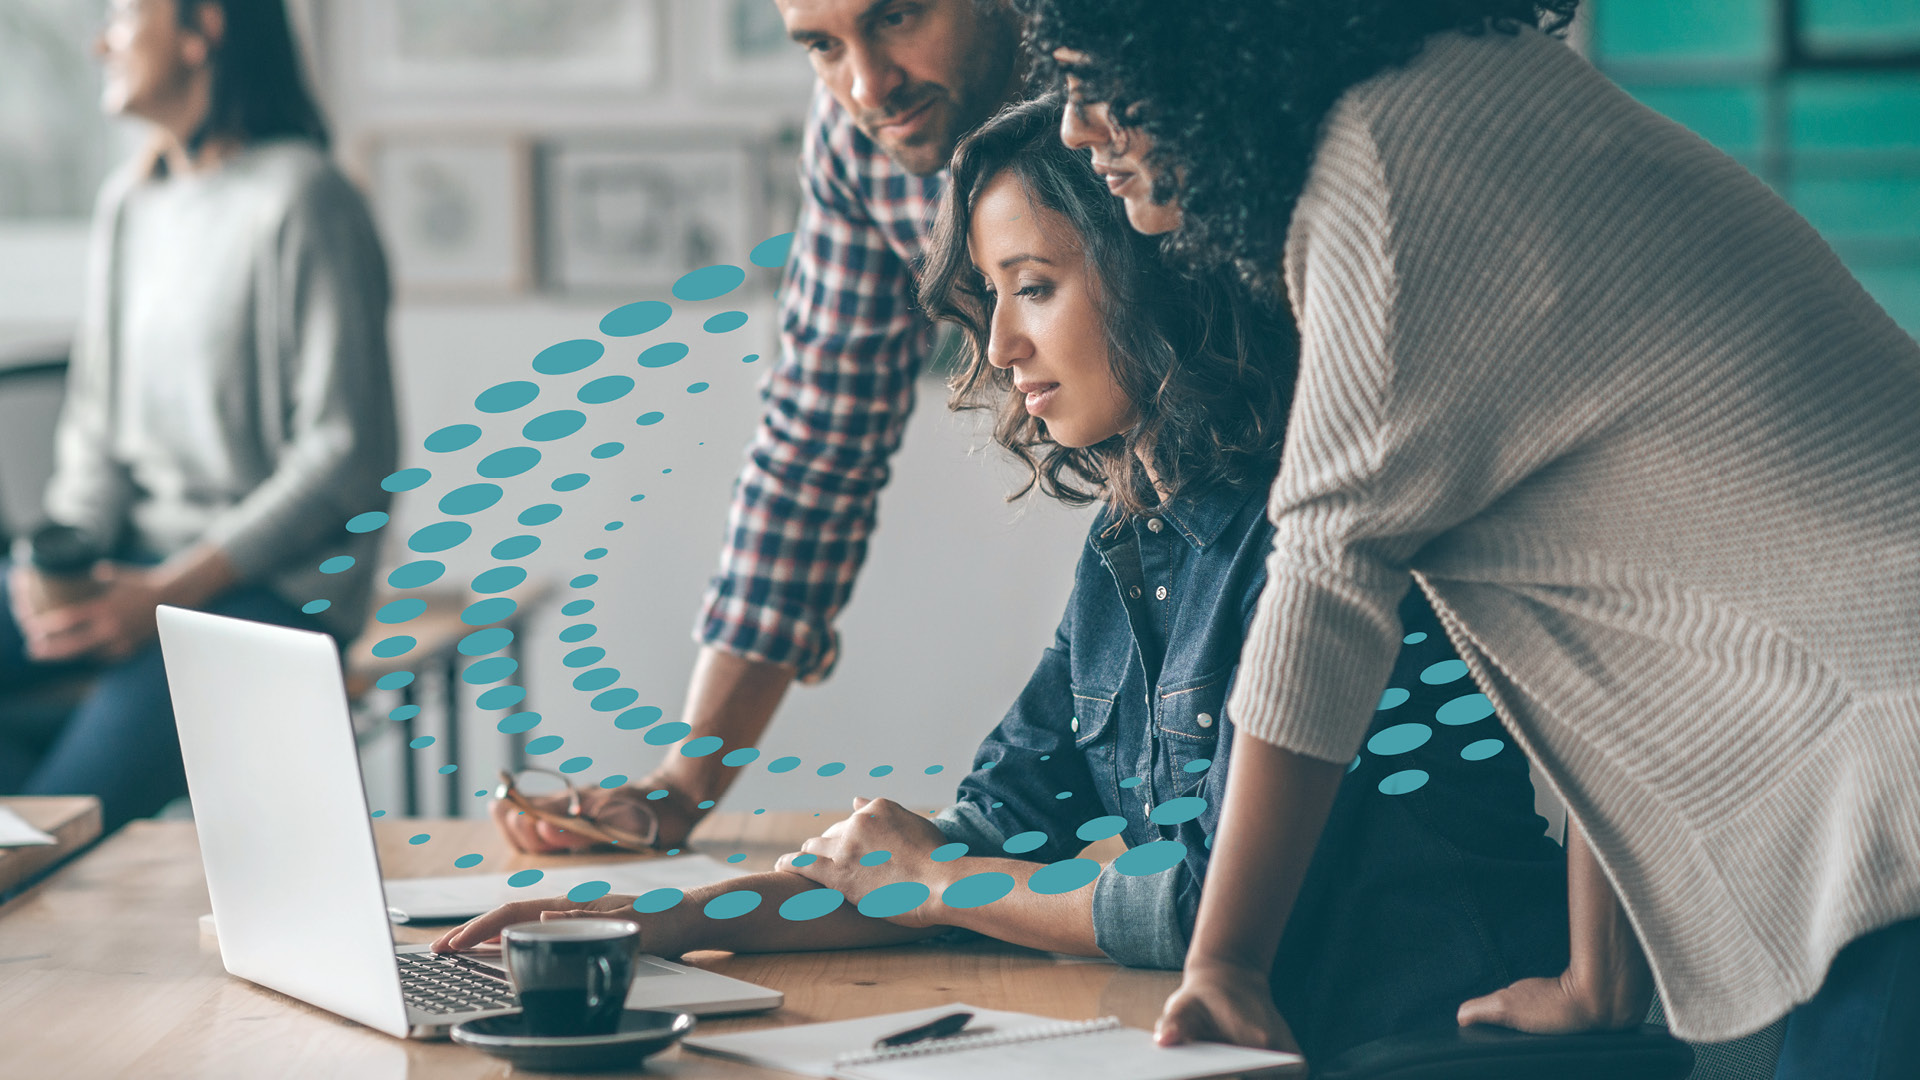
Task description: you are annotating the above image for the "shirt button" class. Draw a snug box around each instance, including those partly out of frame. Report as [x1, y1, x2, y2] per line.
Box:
[1129, 586, 1142, 599]
[1197, 713, 1214, 728]
[1155, 586, 1168, 601]
[1071, 717, 1079, 732]
[1147, 518, 1164, 533]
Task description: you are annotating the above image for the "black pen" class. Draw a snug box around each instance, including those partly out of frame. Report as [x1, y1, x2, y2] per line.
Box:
[872, 1010, 975, 1049]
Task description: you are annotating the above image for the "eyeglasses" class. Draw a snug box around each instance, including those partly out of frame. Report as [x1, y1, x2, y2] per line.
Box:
[494, 769, 659, 849]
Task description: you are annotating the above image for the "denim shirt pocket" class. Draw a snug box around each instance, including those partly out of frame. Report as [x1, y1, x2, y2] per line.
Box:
[1071, 684, 1120, 807]
[1155, 666, 1228, 788]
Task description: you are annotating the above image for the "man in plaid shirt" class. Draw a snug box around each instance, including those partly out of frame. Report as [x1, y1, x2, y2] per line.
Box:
[495, 0, 1026, 851]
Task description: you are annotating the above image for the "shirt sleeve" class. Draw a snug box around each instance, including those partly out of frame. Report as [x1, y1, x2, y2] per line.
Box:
[196, 165, 398, 582]
[696, 87, 933, 682]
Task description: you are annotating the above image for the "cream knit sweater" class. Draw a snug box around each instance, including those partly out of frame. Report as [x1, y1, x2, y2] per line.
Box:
[1228, 27, 1920, 1040]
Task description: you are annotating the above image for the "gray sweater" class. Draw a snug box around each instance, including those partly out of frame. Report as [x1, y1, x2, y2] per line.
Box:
[45, 140, 397, 637]
[1228, 29, 1920, 1039]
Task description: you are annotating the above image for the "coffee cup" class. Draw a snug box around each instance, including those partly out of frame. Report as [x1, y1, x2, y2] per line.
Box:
[501, 918, 640, 1037]
[14, 523, 105, 613]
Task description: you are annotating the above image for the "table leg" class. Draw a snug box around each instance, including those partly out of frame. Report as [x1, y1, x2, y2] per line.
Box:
[443, 650, 461, 817]
[399, 683, 418, 818]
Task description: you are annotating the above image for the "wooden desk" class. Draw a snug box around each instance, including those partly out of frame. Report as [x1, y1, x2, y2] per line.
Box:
[0, 811, 1221, 1079]
[0, 796, 100, 896]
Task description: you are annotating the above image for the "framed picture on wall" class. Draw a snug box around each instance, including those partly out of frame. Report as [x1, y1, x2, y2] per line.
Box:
[697, 0, 814, 90]
[371, 135, 531, 297]
[360, 0, 660, 94]
[540, 140, 752, 294]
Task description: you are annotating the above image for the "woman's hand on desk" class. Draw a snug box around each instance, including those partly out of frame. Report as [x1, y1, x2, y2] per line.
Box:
[774, 798, 949, 927]
[430, 894, 680, 956]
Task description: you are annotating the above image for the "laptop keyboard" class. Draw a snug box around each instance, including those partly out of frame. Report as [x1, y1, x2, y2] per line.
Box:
[396, 951, 518, 1015]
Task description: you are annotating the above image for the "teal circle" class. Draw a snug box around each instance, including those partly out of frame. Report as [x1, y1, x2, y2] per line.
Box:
[570, 573, 599, 588]
[302, 599, 330, 614]
[458, 628, 514, 656]
[638, 342, 689, 368]
[381, 467, 430, 492]
[1075, 815, 1127, 842]
[564, 646, 606, 668]
[519, 504, 561, 526]
[672, 264, 746, 301]
[591, 442, 624, 459]
[703, 311, 748, 333]
[1002, 831, 1046, 854]
[472, 566, 528, 594]
[1183, 758, 1213, 774]
[1436, 693, 1497, 726]
[1367, 723, 1433, 756]
[345, 511, 389, 533]
[462, 597, 518, 625]
[497, 712, 541, 734]
[375, 671, 414, 691]
[687, 382, 710, 393]
[390, 704, 421, 722]
[600, 301, 672, 337]
[424, 424, 481, 453]
[924, 765, 943, 774]
[578, 376, 634, 404]
[722, 748, 760, 767]
[636, 411, 665, 426]
[523, 410, 587, 442]
[749, 233, 793, 268]
[1379, 769, 1431, 795]
[477, 686, 527, 710]
[562, 599, 593, 616]
[491, 534, 541, 560]
[1113, 839, 1188, 877]
[560, 624, 598, 643]
[869, 765, 893, 777]
[475, 380, 539, 413]
[616, 706, 664, 730]
[682, 736, 725, 758]
[858, 850, 892, 867]
[532, 339, 603, 375]
[816, 762, 846, 777]
[1378, 687, 1410, 711]
[766, 755, 801, 773]
[408, 521, 471, 553]
[525, 735, 564, 755]
[1404, 631, 1429, 644]
[1149, 796, 1208, 825]
[789, 853, 815, 867]
[463, 656, 518, 684]
[600, 774, 628, 788]
[371, 636, 415, 658]
[559, 756, 592, 774]
[567, 880, 611, 902]
[929, 842, 968, 862]
[1462, 738, 1506, 761]
[742, 354, 760, 363]
[856, 881, 929, 919]
[704, 890, 763, 920]
[603, 521, 624, 532]
[593, 690, 639, 715]
[476, 447, 540, 478]
[408, 735, 434, 749]
[1118, 776, 1144, 789]
[1420, 660, 1470, 685]
[643, 721, 692, 745]
[439, 483, 503, 515]
[318, 555, 355, 574]
[942, 872, 1014, 910]
[454, 854, 483, 869]
[506, 869, 544, 888]
[409, 833, 430, 845]
[584, 547, 608, 559]
[1028, 859, 1102, 895]
[573, 667, 620, 691]
[632, 887, 683, 914]
[377, 597, 426, 624]
[778, 888, 845, 922]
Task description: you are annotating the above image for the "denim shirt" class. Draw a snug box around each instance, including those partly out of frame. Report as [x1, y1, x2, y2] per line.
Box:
[932, 480, 1558, 972]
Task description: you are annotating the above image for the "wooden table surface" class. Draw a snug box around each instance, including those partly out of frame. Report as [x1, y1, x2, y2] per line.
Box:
[0, 809, 1221, 1079]
[0, 795, 100, 896]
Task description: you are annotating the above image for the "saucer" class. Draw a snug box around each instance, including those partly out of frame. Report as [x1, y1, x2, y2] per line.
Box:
[450, 1008, 695, 1072]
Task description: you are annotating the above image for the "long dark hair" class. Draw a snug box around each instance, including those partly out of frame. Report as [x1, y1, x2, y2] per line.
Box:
[1018, 0, 1578, 298]
[178, 0, 329, 152]
[918, 94, 1297, 517]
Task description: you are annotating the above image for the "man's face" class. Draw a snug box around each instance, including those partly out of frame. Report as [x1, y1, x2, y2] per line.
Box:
[1055, 50, 1181, 236]
[775, 0, 1021, 176]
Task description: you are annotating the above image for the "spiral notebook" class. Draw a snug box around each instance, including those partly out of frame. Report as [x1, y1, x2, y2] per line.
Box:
[684, 1004, 1302, 1080]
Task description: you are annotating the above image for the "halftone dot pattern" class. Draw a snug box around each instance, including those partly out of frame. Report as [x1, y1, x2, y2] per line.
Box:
[472, 566, 527, 593]
[778, 889, 844, 921]
[491, 534, 540, 560]
[1119, 776, 1144, 789]
[1379, 769, 1431, 795]
[346, 511, 389, 532]
[1113, 840, 1186, 877]
[378, 597, 427, 624]
[1076, 816, 1126, 842]
[477, 447, 541, 478]
[525, 735, 564, 755]
[943, 873, 1014, 909]
[1403, 631, 1428, 644]
[454, 854, 483, 868]
[318, 555, 355, 574]
[1029, 859, 1101, 895]
[704, 890, 763, 920]
[463, 597, 517, 625]
[559, 757, 592, 774]
[600, 774, 628, 788]
[767, 756, 801, 773]
[869, 765, 893, 777]
[601, 301, 671, 337]
[302, 599, 330, 614]
[723, 748, 760, 767]
[423, 424, 481, 452]
[929, 842, 968, 862]
[1183, 758, 1212, 774]
[682, 736, 724, 758]
[474, 380, 539, 413]
[639, 342, 689, 368]
[439, 483, 502, 515]
[1462, 738, 1506, 760]
[409, 736, 434, 749]
[857, 882, 929, 918]
[567, 880, 612, 902]
[1377, 687, 1410, 710]
[790, 852, 817, 867]
[532, 339, 603, 374]
[858, 850, 892, 867]
[390, 705, 420, 722]
[507, 869, 545, 888]
[560, 623, 598, 643]
[1002, 831, 1046, 854]
[437, 764, 458, 775]
[616, 706, 663, 729]
[643, 722, 692, 745]
[816, 762, 846, 777]
[381, 468, 430, 492]
[376, 671, 414, 691]
[633, 887, 682, 913]
[1420, 660, 1470, 685]
[409, 833, 431, 845]
[726, 853, 747, 864]
[924, 765, 943, 774]
[1436, 693, 1496, 726]
[1367, 723, 1433, 756]
[388, 561, 445, 589]
[703, 311, 748, 333]
[1148, 797, 1208, 825]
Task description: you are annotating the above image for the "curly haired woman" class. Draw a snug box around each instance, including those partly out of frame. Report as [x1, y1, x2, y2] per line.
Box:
[1019, 2, 1920, 1076]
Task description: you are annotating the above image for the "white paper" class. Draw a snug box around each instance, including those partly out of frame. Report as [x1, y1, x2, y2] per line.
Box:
[0, 806, 56, 847]
[382, 854, 735, 922]
[685, 1004, 1047, 1077]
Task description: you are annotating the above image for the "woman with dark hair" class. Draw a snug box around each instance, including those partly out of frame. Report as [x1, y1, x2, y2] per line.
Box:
[0, 0, 396, 832]
[434, 95, 1568, 1063]
[1021, 1, 1920, 1074]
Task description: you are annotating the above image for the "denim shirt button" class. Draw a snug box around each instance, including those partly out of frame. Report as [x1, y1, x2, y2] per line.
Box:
[1155, 586, 1168, 601]
[1071, 716, 1079, 732]
[1147, 518, 1165, 533]
[1197, 712, 1214, 728]
[1129, 585, 1142, 599]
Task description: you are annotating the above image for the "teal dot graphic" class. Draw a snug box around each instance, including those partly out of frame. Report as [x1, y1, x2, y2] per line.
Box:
[375, 671, 414, 691]
[942, 873, 1014, 909]
[381, 467, 430, 492]
[703, 311, 748, 333]
[1421, 660, 1470, 685]
[559, 756, 592, 774]
[1462, 738, 1506, 761]
[857, 881, 929, 919]
[586, 545, 610, 558]
[458, 628, 514, 656]
[930, 842, 968, 862]
[570, 573, 599, 588]
[590, 442, 624, 459]
[1076, 816, 1127, 842]
[1149, 797, 1208, 825]
[868, 765, 893, 777]
[371, 635, 415, 659]
[704, 890, 763, 920]
[1436, 693, 1496, 726]
[1378, 687, 1410, 710]
[1113, 839, 1188, 877]
[454, 854, 483, 869]
[600, 300, 672, 337]
[390, 704, 421, 722]
[638, 342, 689, 368]
[682, 736, 725, 758]
[749, 233, 793, 268]
[674, 263, 746, 301]
[345, 511, 389, 533]
[507, 869, 545, 888]
[564, 646, 606, 668]
[1003, 831, 1047, 854]
[924, 765, 943, 774]
[604, 521, 624, 532]
[519, 504, 561, 526]
[560, 624, 598, 643]
[600, 774, 628, 788]
[766, 755, 801, 773]
[532, 339, 603, 375]
[573, 667, 619, 691]
[578, 375, 635, 404]
[789, 853, 816, 867]
[462, 597, 518, 625]
[408, 735, 434, 749]
[594, 691, 638, 717]
[1348, 754, 1362, 773]
[477, 447, 541, 478]
[1367, 723, 1433, 756]
[742, 354, 760, 363]
[463, 657, 518, 684]
[1183, 758, 1213, 774]
[1029, 859, 1102, 895]
[424, 424, 481, 453]
[437, 764, 457, 774]
[370, 810, 385, 818]
[1118, 776, 1144, 789]
[497, 711, 541, 734]
[816, 762, 846, 777]
[477, 686, 526, 710]
[698, 800, 715, 809]
[1379, 769, 1431, 795]
[687, 381, 710, 393]
[643, 721, 692, 745]
[472, 566, 527, 594]
[302, 599, 330, 614]
[561, 599, 593, 616]
[636, 411, 665, 426]
[858, 850, 892, 867]
[632, 887, 683, 913]
[475, 380, 540, 413]
[526, 735, 564, 755]
[1055, 791, 1072, 800]
[408, 521, 471, 553]
[778, 888, 845, 922]
[409, 833, 430, 845]
[722, 748, 760, 767]
[318, 555, 355, 574]
[1404, 631, 1429, 644]
[616, 706, 663, 730]
[523, 410, 586, 442]
[439, 483, 503, 515]
[491, 534, 541, 560]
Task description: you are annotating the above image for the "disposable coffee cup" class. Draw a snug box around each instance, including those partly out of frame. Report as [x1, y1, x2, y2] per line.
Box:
[502, 919, 640, 1037]
[17, 523, 104, 613]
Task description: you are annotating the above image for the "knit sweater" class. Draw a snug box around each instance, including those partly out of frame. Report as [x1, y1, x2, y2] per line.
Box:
[1227, 27, 1920, 1040]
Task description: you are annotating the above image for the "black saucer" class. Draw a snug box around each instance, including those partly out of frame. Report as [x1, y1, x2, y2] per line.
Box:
[450, 1008, 695, 1073]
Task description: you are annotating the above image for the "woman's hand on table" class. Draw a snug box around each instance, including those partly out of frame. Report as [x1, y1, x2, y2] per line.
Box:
[775, 797, 950, 926]
[1154, 960, 1300, 1052]
[432, 893, 685, 956]
[1455, 965, 1653, 1034]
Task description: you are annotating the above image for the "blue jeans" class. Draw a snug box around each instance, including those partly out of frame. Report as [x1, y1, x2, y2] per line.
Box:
[1773, 916, 1920, 1080]
[0, 567, 327, 833]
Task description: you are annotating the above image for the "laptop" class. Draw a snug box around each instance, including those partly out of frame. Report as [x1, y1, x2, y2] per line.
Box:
[156, 605, 783, 1039]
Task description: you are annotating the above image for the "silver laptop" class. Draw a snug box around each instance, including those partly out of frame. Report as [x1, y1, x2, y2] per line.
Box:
[156, 605, 783, 1039]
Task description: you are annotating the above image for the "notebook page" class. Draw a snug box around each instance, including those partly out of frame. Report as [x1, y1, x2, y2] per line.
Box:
[684, 1005, 1055, 1077]
[835, 1025, 1301, 1080]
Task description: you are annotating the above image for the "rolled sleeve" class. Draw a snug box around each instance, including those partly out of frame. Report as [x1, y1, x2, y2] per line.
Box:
[931, 801, 1005, 853]
[1092, 861, 1191, 969]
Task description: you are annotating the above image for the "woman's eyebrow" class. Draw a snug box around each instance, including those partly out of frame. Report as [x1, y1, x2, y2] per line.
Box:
[997, 253, 1055, 270]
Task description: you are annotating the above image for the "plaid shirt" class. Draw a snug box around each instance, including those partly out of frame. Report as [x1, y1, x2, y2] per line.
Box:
[697, 86, 945, 682]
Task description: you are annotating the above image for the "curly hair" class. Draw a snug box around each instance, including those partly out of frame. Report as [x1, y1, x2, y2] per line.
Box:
[1017, 0, 1579, 298]
[919, 94, 1297, 517]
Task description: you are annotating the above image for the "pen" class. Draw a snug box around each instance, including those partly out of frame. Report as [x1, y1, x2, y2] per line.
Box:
[872, 1010, 975, 1049]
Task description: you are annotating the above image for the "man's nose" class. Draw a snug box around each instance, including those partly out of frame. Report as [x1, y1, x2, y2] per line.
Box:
[846, 44, 905, 114]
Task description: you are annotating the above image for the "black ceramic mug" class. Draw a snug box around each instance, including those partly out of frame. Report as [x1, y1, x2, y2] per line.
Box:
[501, 918, 640, 1037]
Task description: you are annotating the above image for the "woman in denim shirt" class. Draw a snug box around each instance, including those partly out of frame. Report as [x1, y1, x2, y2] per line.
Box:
[438, 97, 1565, 1061]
